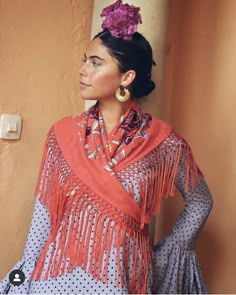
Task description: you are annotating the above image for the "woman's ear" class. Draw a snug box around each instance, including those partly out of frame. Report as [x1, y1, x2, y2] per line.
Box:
[121, 70, 136, 88]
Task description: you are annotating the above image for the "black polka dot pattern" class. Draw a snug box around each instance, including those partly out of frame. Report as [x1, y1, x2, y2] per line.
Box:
[152, 145, 213, 294]
[0, 195, 51, 294]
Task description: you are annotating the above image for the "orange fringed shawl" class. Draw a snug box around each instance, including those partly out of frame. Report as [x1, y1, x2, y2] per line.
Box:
[31, 100, 199, 294]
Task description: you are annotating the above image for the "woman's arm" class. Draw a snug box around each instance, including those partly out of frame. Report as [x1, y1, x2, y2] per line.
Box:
[153, 141, 213, 294]
[172, 147, 213, 248]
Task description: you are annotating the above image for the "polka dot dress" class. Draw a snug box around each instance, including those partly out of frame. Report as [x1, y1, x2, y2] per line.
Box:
[0, 136, 213, 294]
[153, 148, 213, 294]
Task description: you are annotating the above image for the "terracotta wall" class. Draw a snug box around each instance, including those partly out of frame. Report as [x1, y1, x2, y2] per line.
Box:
[160, 0, 236, 293]
[1, 0, 236, 292]
[0, 0, 93, 279]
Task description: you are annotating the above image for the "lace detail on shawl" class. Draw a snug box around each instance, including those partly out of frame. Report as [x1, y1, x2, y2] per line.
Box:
[31, 128, 153, 294]
[116, 131, 201, 225]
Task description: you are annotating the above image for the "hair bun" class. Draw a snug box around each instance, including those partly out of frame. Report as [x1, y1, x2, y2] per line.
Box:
[133, 79, 155, 98]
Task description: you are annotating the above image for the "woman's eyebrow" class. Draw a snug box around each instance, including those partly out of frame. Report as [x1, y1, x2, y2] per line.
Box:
[84, 54, 105, 61]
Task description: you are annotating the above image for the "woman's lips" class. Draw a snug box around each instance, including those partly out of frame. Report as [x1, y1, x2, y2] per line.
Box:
[80, 81, 90, 87]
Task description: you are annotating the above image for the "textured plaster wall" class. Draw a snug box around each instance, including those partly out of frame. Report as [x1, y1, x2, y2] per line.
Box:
[0, 0, 93, 278]
[160, 0, 236, 293]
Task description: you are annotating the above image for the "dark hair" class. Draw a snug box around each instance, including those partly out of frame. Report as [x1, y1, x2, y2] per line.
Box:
[93, 30, 156, 99]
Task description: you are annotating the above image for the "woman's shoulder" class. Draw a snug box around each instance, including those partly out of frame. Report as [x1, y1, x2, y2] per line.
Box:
[151, 116, 172, 132]
[41, 113, 85, 143]
[150, 116, 189, 148]
[51, 111, 85, 130]
[53, 115, 75, 128]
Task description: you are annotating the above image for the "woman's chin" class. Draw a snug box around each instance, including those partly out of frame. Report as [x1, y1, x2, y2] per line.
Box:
[80, 96, 97, 101]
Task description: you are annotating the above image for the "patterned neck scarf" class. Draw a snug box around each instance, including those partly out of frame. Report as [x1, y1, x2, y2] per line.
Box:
[77, 100, 153, 174]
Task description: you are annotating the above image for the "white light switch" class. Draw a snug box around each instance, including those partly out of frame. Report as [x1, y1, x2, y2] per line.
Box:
[0, 114, 22, 140]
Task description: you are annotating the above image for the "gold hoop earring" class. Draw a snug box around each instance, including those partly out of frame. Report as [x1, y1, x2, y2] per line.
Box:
[115, 85, 130, 102]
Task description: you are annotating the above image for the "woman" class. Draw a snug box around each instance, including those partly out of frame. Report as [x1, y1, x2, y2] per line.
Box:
[0, 0, 213, 294]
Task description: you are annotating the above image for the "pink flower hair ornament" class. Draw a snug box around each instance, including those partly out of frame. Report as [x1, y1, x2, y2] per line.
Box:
[100, 0, 142, 41]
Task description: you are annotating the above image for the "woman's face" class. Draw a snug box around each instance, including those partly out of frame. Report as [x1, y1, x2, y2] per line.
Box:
[79, 37, 123, 101]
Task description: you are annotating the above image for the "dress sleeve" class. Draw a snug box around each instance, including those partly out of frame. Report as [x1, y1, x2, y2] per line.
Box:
[152, 142, 213, 294]
[0, 195, 51, 294]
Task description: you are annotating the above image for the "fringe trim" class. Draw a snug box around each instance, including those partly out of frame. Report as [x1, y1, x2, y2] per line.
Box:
[31, 129, 152, 294]
[32, 129, 200, 293]
[118, 131, 201, 226]
[32, 184, 152, 293]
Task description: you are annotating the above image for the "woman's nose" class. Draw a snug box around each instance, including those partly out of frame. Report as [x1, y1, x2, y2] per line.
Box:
[79, 62, 88, 76]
